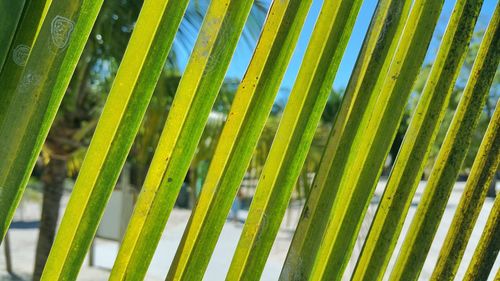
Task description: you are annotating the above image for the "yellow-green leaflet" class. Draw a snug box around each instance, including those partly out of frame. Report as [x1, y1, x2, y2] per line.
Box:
[306, 0, 444, 279]
[390, 3, 500, 280]
[227, 0, 363, 279]
[152, 1, 313, 280]
[0, 0, 26, 71]
[0, 0, 104, 242]
[464, 193, 500, 281]
[40, 0, 189, 279]
[0, 0, 52, 124]
[432, 99, 500, 280]
[353, 0, 485, 280]
[110, 1, 254, 280]
[281, 0, 411, 279]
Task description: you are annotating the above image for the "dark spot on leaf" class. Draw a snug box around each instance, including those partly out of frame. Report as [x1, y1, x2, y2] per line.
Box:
[303, 206, 310, 219]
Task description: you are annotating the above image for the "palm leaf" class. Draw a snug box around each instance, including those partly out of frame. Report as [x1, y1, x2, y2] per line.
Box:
[305, 0, 445, 279]
[0, 0, 104, 242]
[282, 0, 412, 278]
[464, 188, 500, 281]
[39, 0, 189, 279]
[354, 0, 486, 279]
[165, 1, 314, 279]
[432, 99, 499, 280]
[0, 0, 26, 71]
[0, 0, 497, 280]
[109, 1, 255, 280]
[390, 4, 500, 279]
[0, 0, 52, 124]
[228, 0, 364, 279]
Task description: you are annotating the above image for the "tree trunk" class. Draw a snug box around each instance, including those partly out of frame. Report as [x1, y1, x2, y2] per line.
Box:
[33, 157, 66, 280]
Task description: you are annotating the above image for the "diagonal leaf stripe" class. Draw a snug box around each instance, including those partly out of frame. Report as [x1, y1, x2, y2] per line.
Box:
[0, 0, 26, 72]
[157, 1, 314, 280]
[464, 190, 500, 281]
[389, 4, 500, 279]
[0, 0, 104, 243]
[306, 0, 445, 279]
[227, 0, 364, 279]
[40, 0, 189, 279]
[432, 99, 500, 280]
[281, 0, 412, 279]
[109, 1, 254, 280]
[310, 1, 443, 280]
[0, 0, 52, 125]
[353, 0, 486, 279]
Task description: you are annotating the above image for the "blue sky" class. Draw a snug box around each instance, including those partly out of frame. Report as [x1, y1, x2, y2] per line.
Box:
[177, 0, 497, 100]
